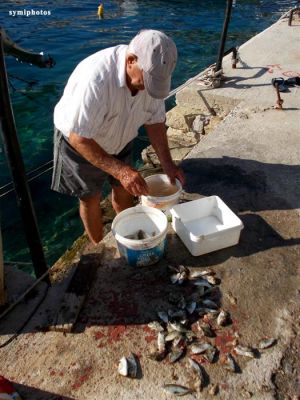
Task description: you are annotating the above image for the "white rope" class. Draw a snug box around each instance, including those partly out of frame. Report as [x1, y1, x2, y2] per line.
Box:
[166, 63, 223, 100]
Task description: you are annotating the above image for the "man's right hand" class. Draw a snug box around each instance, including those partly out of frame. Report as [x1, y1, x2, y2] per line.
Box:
[118, 166, 149, 197]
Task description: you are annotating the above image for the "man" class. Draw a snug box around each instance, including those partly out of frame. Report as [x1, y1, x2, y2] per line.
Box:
[51, 29, 185, 244]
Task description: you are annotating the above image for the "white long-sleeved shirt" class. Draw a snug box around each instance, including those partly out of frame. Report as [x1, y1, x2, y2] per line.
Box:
[54, 45, 165, 155]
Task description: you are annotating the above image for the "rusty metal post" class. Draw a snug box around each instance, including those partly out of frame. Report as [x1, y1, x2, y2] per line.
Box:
[0, 32, 50, 282]
[215, 0, 234, 72]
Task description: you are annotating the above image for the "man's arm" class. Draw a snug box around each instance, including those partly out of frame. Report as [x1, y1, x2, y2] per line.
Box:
[69, 132, 148, 196]
[145, 123, 185, 185]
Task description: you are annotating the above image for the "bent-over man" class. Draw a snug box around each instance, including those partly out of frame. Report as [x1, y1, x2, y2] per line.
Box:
[51, 29, 185, 244]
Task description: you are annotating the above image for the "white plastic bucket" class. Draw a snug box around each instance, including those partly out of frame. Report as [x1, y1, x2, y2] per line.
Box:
[112, 205, 168, 267]
[141, 174, 182, 213]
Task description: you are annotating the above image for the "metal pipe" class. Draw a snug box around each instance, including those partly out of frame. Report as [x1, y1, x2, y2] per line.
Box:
[1, 27, 55, 68]
[215, 0, 234, 72]
[0, 32, 50, 283]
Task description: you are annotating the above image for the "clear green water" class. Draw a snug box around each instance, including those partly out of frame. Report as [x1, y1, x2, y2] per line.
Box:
[0, 0, 296, 272]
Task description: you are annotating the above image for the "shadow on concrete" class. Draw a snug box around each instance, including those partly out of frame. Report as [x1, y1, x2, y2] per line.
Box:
[13, 381, 74, 400]
[181, 157, 300, 212]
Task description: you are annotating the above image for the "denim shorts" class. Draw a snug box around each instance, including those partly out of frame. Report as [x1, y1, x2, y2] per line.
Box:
[51, 129, 133, 198]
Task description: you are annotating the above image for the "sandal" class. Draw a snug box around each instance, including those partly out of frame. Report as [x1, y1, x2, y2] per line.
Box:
[271, 77, 289, 92]
[284, 77, 300, 86]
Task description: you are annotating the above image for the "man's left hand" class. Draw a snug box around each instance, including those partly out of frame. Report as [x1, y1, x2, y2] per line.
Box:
[163, 162, 185, 186]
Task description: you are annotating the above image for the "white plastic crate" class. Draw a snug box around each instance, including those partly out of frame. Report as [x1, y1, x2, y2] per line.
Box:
[170, 196, 244, 256]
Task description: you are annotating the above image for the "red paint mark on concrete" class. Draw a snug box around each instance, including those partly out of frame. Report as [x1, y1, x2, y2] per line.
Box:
[49, 370, 56, 376]
[190, 354, 208, 364]
[215, 332, 235, 354]
[107, 325, 127, 343]
[94, 330, 105, 341]
[143, 326, 156, 343]
[282, 71, 300, 78]
[71, 367, 93, 390]
[266, 64, 282, 73]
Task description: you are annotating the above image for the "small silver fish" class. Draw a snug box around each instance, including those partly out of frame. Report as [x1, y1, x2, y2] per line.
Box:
[157, 311, 169, 323]
[202, 299, 218, 309]
[168, 309, 187, 319]
[224, 353, 237, 372]
[198, 322, 215, 338]
[127, 353, 138, 378]
[235, 345, 255, 358]
[148, 321, 165, 332]
[157, 332, 166, 352]
[169, 321, 188, 333]
[217, 310, 231, 326]
[205, 275, 218, 285]
[170, 273, 181, 284]
[186, 301, 197, 314]
[169, 348, 184, 363]
[190, 342, 213, 355]
[118, 354, 138, 378]
[163, 384, 194, 396]
[188, 358, 206, 389]
[203, 347, 217, 363]
[165, 331, 182, 342]
[193, 279, 212, 288]
[118, 356, 128, 376]
[258, 338, 277, 349]
[189, 269, 215, 279]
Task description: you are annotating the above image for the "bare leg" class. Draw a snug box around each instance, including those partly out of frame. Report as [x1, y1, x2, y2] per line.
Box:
[79, 193, 103, 244]
[111, 185, 134, 214]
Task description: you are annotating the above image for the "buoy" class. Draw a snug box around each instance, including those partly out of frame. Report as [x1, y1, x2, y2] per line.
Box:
[97, 3, 104, 19]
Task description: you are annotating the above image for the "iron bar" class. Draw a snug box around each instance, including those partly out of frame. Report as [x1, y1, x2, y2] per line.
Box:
[0, 32, 50, 282]
[215, 0, 234, 72]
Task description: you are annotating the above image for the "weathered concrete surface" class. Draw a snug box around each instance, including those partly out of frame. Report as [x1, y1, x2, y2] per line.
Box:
[0, 15, 300, 400]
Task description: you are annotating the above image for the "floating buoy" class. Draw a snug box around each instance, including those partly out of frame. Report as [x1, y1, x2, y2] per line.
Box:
[97, 3, 104, 19]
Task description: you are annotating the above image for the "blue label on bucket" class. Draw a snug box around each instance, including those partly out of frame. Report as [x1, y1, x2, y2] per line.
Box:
[118, 239, 166, 267]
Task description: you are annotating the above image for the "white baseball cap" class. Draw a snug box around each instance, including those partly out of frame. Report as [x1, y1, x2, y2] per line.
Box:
[128, 29, 177, 99]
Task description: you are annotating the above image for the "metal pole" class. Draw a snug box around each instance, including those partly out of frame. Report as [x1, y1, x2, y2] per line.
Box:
[0, 32, 50, 283]
[215, 0, 234, 72]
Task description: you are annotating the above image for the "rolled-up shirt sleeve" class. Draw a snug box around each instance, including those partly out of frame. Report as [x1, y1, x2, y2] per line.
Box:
[71, 79, 108, 139]
[145, 99, 166, 125]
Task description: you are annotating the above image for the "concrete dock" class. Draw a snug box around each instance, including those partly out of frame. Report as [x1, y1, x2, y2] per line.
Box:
[0, 14, 299, 400]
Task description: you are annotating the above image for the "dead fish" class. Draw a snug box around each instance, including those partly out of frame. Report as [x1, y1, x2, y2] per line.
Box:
[157, 332, 166, 352]
[169, 321, 188, 333]
[202, 299, 218, 309]
[169, 348, 184, 363]
[185, 330, 197, 343]
[190, 342, 213, 355]
[208, 383, 219, 396]
[258, 338, 277, 350]
[203, 347, 217, 363]
[170, 273, 181, 284]
[127, 353, 138, 378]
[205, 275, 219, 285]
[163, 384, 194, 396]
[118, 356, 128, 376]
[165, 331, 182, 342]
[188, 358, 206, 389]
[193, 279, 212, 289]
[217, 310, 231, 326]
[148, 321, 165, 332]
[157, 311, 169, 324]
[224, 353, 238, 373]
[168, 309, 187, 319]
[118, 354, 138, 378]
[173, 336, 187, 349]
[189, 269, 215, 279]
[235, 345, 255, 358]
[186, 301, 197, 314]
[198, 322, 215, 338]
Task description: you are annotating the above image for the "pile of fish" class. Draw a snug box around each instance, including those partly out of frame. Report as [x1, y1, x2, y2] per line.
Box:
[125, 229, 156, 240]
[118, 264, 277, 396]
